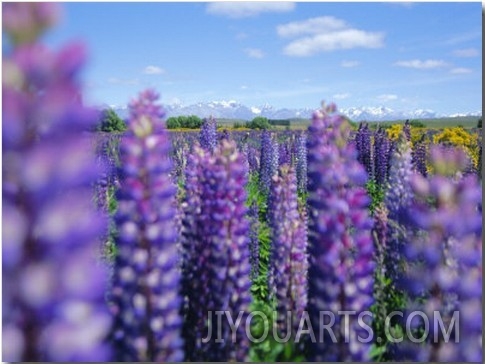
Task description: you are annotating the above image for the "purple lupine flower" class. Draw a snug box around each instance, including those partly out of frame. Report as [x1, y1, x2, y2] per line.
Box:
[199, 116, 217, 152]
[397, 146, 482, 362]
[355, 122, 373, 178]
[170, 133, 189, 185]
[267, 165, 308, 338]
[3, 3, 111, 361]
[272, 136, 280, 177]
[306, 103, 374, 361]
[278, 141, 291, 166]
[411, 134, 428, 177]
[295, 132, 307, 194]
[94, 133, 121, 211]
[429, 143, 471, 177]
[384, 137, 414, 282]
[181, 140, 252, 362]
[179, 147, 204, 362]
[259, 130, 279, 194]
[110, 89, 183, 362]
[247, 144, 260, 174]
[374, 126, 391, 185]
[248, 201, 260, 281]
[385, 137, 414, 218]
[219, 128, 230, 141]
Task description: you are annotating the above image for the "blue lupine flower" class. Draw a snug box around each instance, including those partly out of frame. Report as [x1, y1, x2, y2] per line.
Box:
[110, 89, 183, 362]
[268, 165, 308, 337]
[306, 103, 375, 361]
[199, 116, 217, 152]
[181, 140, 252, 361]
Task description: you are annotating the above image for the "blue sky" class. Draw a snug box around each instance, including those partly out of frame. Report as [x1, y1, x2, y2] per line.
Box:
[44, 1, 482, 114]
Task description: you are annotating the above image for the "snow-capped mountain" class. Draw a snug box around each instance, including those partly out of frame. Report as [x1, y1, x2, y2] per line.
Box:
[338, 106, 439, 122]
[162, 101, 317, 121]
[110, 101, 481, 122]
[448, 111, 483, 118]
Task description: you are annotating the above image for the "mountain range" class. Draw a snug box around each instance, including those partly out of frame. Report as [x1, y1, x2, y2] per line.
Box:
[111, 100, 481, 122]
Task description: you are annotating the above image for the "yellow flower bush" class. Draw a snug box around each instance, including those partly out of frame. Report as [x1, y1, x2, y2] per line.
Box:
[386, 124, 403, 141]
[386, 123, 426, 145]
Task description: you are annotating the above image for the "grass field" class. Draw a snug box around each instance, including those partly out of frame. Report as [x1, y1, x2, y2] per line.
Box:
[211, 115, 481, 131]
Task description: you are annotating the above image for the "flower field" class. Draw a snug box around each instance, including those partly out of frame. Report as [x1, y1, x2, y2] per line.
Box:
[3, 3, 482, 362]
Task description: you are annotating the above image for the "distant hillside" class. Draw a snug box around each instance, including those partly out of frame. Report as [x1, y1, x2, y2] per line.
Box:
[109, 101, 481, 123]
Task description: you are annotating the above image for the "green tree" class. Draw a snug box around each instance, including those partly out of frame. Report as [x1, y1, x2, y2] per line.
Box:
[165, 115, 202, 129]
[166, 117, 181, 129]
[478, 118, 482, 128]
[186, 115, 202, 128]
[97, 108, 127, 132]
[409, 119, 425, 128]
[247, 116, 271, 130]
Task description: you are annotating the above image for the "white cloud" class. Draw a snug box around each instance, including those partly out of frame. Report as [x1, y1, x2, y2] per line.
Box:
[442, 31, 481, 46]
[277, 16, 347, 37]
[283, 29, 384, 57]
[277, 16, 384, 57]
[341, 60, 360, 68]
[107, 77, 139, 86]
[143, 65, 164, 75]
[388, 2, 414, 8]
[333, 93, 351, 100]
[393, 59, 448, 69]
[377, 94, 398, 102]
[452, 48, 480, 57]
[240, 85, 249, 90]
[450, 67, 472, 74]
[244, 48, 265, 59]
[206, 2, 295, 18]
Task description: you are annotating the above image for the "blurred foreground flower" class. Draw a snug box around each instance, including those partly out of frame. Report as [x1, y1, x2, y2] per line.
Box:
[3, 3, 111, 360]
[398, 146, 482, 361]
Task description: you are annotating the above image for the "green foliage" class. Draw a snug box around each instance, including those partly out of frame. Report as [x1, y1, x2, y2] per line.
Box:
[245, 172, 306, 362]
[97, 108, 127, 132]
[408, 119, 425, 128]
[478, 118, 482, 128]
[269, 119, 290, 127]
[370, 268, 407, 362]
[248, 299, 306, 362]
[233, 121, 245, 129]
[166, 115, 203, 129]
[365, 179, 385, 215]
[166, 117, 181, 129]
[246, 173, 271, 301]
[246, 116, 272, 130]
[251, 222, 271, 301]
[104, 184, 119, 260]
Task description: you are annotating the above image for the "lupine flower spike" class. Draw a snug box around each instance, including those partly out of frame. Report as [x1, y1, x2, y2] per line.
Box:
[110, 89, 183, 361]
[306, 102, 375, 361]
[181, 140, 252, 361]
